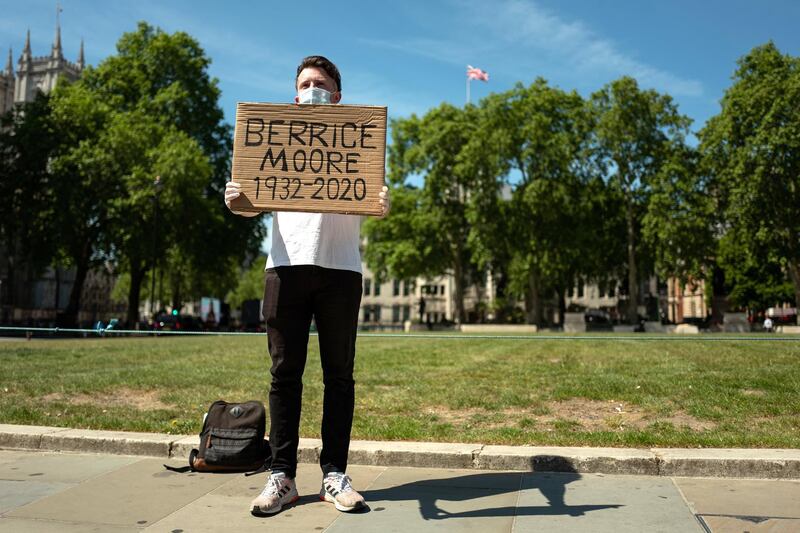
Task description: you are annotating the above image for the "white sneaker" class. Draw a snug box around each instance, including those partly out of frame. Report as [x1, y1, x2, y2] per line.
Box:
[320, 472, 366, 512]
[250, 472, 299, 516]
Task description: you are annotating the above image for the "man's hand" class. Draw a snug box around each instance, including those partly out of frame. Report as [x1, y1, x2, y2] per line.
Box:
[378, 185, 391, 219]
[225, 181, 259, 217]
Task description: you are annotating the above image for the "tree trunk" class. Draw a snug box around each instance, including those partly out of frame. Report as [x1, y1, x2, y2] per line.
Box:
[171, 281, 182, 314]
[54, 266, 60, 309]
[526, 269, 543, 326]
[557, 287, 566, 328]
[788, 258, 800, 325]
[169, 264, 183, 313]
[453, 257, 465, 324]
[3, 254, 14, 307]
[126, 264, 146, 327]
[63, 241, 92, 327]
[626, 198, 639, 324]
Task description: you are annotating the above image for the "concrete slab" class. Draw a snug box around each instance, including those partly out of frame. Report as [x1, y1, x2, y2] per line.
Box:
[477, 446, 657, 475]
[0, 517, 139, 532]
[0, 424, 71, 450]
[348, 440, 481, 469]
[332, 467, 521, 532]
[7, 458, 232, 528]
[674, 324, 700, 334]
[363, 466, 522, 491]
[655, 448, 800, 478]
[0, 479, 72, 514]
[512, 473, 702, 533]
[145, 463, 384, 532]
[674, 477, 800, 519]
[40, 429, 174, 457]
[698, 515, 800, 532]
[0, 450, 140, 483]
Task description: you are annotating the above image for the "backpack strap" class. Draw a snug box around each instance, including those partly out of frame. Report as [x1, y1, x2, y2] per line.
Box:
[163, 448, 199, 473]
[163, 463, 193, 473]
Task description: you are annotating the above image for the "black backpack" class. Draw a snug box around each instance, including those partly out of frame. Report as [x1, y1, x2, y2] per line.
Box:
[166, 400, 271, 474]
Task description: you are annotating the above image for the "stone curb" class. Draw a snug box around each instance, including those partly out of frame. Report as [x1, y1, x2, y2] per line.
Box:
[2, 423, 799, 479]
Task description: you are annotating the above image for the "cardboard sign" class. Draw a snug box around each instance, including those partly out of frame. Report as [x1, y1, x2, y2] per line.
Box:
[230, 102, 387, 216]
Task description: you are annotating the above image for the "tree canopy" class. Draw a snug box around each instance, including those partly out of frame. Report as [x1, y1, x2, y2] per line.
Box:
[701, 42, 800, 311]
[43, 22, 265, 325]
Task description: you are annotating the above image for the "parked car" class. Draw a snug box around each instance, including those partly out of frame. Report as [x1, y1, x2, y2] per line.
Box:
[682, 315, 711, 330]
[584, 308, 613, 331]
[766, 307, 797, 325]
[152, 314, 203, 332]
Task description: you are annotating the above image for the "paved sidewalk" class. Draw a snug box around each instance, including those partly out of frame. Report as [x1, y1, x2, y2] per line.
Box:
[1, 449, 799, 532]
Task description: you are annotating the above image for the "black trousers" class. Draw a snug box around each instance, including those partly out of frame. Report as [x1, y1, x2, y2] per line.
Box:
[262, 265, 362, 478]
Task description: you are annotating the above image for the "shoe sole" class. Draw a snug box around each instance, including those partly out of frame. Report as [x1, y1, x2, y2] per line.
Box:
[250, 495, 299, 516]
[320, 491, 365, 512]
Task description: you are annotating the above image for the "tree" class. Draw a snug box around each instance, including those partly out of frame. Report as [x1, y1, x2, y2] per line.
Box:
[364, 104, 482, 322]
[226, 255, 268, 310]
[0, 94, 58, 310]
[48, 83, 118, 325]
[642, 144, 716, 283]
[102, 112, 217, 325]
[717, 233, 795, 311]
[590, 76, 692, 323]
[472, 80, 612, 326]
[700, 42, 800, 313]
[49, 22, 265, 325]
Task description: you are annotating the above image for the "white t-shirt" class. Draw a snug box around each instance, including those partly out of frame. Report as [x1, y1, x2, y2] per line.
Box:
[266, 211, 362, 273]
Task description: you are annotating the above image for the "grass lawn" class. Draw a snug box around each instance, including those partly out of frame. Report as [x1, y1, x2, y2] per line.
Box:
[1, 333, 799, 448]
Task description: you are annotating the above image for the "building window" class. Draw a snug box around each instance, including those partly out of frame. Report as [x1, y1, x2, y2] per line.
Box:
[364, 279, 371, 296]
[568, 286, 574, 298]
[374, 305, 382, 322]
[393, 280, 400, 296]
[440, 285, 445, 295]
[402, 305, 410, 321]
[392, 305, 400, 323]
[363, 306, 371, 322]
[608, 283, 615, 297]
[374, 282, 381, 296]
[403, 281, 411, 296]
[578, 281, 584, 298]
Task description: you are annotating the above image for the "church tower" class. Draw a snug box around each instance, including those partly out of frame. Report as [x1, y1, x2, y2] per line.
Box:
[0, 47, 13, 113]
[6, 10, 84, 111]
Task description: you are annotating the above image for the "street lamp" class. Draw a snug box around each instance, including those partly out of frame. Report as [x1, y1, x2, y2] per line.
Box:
[149, 176, 162, 319]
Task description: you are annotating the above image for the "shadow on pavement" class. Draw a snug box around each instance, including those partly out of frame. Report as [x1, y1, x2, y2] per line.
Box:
[362, 471, 623, 520]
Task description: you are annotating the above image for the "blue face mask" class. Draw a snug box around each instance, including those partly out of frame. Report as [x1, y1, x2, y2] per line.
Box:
[298, 87, 331, 104]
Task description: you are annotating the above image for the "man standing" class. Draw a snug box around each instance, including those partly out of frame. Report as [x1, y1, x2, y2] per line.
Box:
[225, 56, 390, 515]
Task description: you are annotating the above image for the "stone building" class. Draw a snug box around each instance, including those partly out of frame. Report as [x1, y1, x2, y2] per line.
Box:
[0, 24, 83, 114]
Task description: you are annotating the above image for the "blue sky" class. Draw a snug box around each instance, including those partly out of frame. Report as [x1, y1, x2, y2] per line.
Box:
[3, 0, 798, 252]
[4, 0, 799, 130]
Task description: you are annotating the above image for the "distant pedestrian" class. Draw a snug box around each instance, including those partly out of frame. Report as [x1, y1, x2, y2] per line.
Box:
[763, 316, 774, 333]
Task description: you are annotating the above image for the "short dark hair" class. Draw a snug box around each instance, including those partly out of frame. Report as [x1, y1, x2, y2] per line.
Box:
[295, 55, 342, 92]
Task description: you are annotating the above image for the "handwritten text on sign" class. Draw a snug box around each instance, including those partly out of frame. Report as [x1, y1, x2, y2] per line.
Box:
[230, 102, 387, 216]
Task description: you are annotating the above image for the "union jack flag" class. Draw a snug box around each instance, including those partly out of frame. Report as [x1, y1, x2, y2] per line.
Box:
[467, 65, 489, 82]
